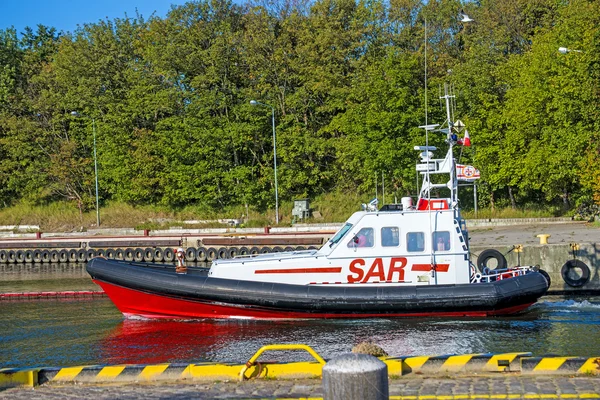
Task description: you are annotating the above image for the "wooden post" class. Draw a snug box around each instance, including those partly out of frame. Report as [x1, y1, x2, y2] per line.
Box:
[322, 353, 388, 400]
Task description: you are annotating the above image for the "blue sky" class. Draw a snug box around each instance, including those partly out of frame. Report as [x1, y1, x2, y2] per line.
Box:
[1, 0, 190, 36]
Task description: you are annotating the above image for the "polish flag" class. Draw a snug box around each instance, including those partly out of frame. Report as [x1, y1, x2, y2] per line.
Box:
[463, 130, 471, 147]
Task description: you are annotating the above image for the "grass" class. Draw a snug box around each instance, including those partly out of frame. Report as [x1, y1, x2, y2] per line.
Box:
[0, 195, 583, 233]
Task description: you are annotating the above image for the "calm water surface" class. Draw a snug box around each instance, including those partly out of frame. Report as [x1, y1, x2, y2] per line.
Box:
[1, 265, 599, 368]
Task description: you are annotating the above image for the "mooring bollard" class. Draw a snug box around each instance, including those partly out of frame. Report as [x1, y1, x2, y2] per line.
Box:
[322, 353, 388, 400]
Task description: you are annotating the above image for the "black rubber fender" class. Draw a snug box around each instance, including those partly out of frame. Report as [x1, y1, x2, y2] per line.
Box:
[24, 250, 34, 263]
[217, 247, 228, 259]
[77, 249, 87, 263]
[7, 250, 16, 263]
[260, 246, 271, 254]
[284, 246, 295, 252]
[206, 247, 218, 261]
[227, 247, 239, 258]
[41, 249, 51, 263]
[16, 250, 26, 263]
[68, 249, 78, 263]
[477, 249, 507, 272]
[295, 246, 306, 251]
[196, 247, 207, 262]
[186, 247, 197, 262]
[123, 248, 134, 262]
[163, 248, 175, 262]
[50, 250, 60, 263]
[33, 250, 42, 263]
[133, 248, 144, 262]
[272, 246, 283, 253]
[144, 248, 154, 262]
[239, 247, 249, 256]
[561, 259, 590, 287]
[59, 249, 69, 263]
[115, 248, 125, 260]
[87, 249, 97, 261]
[249, 247, 260, 255]
[538, 269, 551, 288]
[105, 249, 116, 259]
[96, 249, 106, 258]
[153, 248, 164, 262]
[0, 250, 7, 263]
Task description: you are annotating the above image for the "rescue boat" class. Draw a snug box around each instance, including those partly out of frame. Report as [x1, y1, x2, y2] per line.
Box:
[87, 89, 550, 320]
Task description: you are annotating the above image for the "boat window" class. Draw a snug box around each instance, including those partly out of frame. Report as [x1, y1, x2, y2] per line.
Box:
[347, 227, 374, 248]
[433, 231, 451, 252]
[407, 232, 425, 252]
[381, 227, 399, 247]
[328, 223, 353, 247]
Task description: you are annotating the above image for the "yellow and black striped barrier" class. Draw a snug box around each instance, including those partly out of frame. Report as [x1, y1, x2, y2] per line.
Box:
[2, 345, 599, 388]
[521, 356, 600, 374]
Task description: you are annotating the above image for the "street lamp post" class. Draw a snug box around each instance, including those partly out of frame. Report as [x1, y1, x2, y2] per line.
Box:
[250, 100, 279, 224]
[70, 111, 100, 227]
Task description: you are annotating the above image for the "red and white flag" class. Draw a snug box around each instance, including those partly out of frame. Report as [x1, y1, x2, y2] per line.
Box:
[463, 130, 471, 147]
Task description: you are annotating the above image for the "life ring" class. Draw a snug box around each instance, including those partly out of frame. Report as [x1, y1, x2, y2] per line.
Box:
[477, 249, 507, 272]
[561, 259, 590, 287]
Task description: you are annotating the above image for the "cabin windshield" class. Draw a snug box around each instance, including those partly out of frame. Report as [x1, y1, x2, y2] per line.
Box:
[329, 223, 353, 247]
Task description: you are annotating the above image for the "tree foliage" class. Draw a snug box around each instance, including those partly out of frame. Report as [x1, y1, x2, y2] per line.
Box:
[0, 0, 598, 218]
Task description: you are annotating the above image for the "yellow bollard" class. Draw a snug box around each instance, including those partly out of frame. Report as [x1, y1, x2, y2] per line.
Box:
[536, 234, 550, 245]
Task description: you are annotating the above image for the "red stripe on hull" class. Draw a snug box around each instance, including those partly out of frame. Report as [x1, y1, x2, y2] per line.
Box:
[94, 280, 535, 320]
[412, 264, 450, 272]
[255, 267, 342, 274]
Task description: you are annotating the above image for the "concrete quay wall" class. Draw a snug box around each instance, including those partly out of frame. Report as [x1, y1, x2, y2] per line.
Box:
[471, 243, 600, 294]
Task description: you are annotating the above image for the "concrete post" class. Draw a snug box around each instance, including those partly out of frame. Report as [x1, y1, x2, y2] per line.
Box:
[322, 353, 388, 400]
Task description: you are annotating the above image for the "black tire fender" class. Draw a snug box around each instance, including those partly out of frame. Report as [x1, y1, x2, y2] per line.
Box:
[249, 246, 260, 255]
[144, 248, 154, 262]
[206, 247, 218, 261]
[185, 247, 197, 262]
[77, 249, 87, 263]
[239, 247, 249, 256]
[217, 247, 228, 259]
[68, 249, 78, 263]
[163, 248, 175, 262]
[24, 250, 34, 263]
[153, 248, 164, 262]
[50, 250, 60, 263]
[260, 246, 271, 254]
[115, 248, 125, 260]
[133, 248, 144, 262]
[58, 249, 69, 263]
[561, 259, 590, 288]
[477, 249, 507, 272]
[196, 247, 207, 262]
[227, 247, 239, 258]
[7, 250, 17, 263]
[0, 250, 7, 263]
[105, 248, 116, 259]
[124, 248, 135, 262]
[272, 246, 283, 253]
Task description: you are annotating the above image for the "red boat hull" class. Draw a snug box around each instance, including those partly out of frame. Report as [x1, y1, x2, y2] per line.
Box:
[95, 279, 534, 320]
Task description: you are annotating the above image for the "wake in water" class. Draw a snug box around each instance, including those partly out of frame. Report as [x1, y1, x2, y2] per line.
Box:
[536, 298, 600, 310]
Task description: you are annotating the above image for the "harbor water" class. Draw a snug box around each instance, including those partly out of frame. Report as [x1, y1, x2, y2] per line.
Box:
[1, 264, 600, 369]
